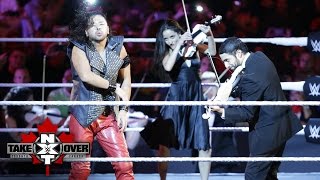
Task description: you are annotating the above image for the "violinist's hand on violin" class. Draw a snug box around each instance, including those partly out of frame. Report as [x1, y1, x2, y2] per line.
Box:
[210, 105, 224, 114]
[214, 65, 243, 101]
[179, 32, 193, 45]
[207, 80, 233, 116]
[196, 24, 211, 35]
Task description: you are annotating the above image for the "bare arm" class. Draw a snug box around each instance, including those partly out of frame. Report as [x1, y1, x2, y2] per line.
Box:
[206, 29, 216, 56]
[162, 48, 179, 72]
[116, 46, 131, 132]
[162, 32, 192, 71]
[71, 46, 111, 89]
[197, 25, 216, 56]
[118, 46, 131, 101]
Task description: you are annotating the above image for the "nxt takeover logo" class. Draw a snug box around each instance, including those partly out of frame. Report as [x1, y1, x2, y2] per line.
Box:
[7, 118, 90, 176]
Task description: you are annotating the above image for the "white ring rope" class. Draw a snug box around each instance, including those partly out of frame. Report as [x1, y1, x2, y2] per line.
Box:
[1, 100, 319, 106]
[0, 157, 319, 162]
[0, 38, 156, 43]
[64, 157, 320, 162]
[0, 81, 306, 91]
[0, 126, 306, 135]
[0, 128, 69, 132]
[0, 83, 170, 88]
[0, 127, 249, 133]
[0, 37, 308, 46]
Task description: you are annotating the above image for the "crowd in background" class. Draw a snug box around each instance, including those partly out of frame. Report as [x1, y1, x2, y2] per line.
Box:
[0, 0, 320, 174]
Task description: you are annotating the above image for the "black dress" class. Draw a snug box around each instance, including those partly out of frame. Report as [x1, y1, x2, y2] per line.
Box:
[141, 56, 210, 150]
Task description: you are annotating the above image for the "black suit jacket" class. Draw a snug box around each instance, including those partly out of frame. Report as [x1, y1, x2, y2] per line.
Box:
[224, 51, 303, 155]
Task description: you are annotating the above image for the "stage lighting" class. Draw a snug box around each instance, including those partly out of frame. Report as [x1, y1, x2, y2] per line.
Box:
[195, 5, 203, 12]
[86, 0, 97, 5]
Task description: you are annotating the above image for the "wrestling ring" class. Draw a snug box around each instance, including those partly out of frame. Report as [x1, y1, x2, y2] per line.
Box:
[0, 37, 319, 179]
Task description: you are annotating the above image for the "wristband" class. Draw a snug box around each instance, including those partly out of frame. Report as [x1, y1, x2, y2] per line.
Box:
[119, 105, 129, 112]
[108, 84, 116, 92]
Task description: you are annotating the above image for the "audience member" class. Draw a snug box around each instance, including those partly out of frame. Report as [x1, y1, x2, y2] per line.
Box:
[46, 68, 72, 126]
[47, 69, 72, 118]
[0, 0, 18, 14]
[0, 50, 27, 83]
[13, 68, 31, 83]
[1, 87, 45, 174]
[3, 86, 43, 142]
[45, 42, 70, 83]
[289, 90, 310, 124]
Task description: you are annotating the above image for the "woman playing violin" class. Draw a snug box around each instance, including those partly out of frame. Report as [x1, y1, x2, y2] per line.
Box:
[151, 19, 216, 180]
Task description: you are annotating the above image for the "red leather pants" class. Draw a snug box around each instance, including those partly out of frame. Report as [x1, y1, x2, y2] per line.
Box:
[68, 114, 134, 180]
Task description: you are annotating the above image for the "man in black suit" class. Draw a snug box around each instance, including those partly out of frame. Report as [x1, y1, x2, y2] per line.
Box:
[212, 37, 303, 180]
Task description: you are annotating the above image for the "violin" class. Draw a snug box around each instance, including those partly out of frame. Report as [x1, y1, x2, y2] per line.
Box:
[180, 15, 222, 58]
[25, 105, 64, 124]
[202, 65, 243, 119]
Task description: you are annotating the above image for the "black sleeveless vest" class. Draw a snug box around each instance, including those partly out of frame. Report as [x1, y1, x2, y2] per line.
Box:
[67, 36, 124, 127]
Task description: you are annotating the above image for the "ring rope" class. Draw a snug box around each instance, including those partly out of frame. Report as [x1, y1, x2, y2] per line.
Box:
[0, 83, 171, 88]
[64, 157, 320, 162]
[0, 81, 306, 91]
[0, 37, 308, 46]
[1, 100, 319, 106]
[0, 127, 306, 135]
[0, 157, 319, 162]
[0, 127, 249, 133]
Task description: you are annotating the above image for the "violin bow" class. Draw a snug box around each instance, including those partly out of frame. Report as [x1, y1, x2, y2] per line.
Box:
[207, 53, 221, 87]
[203, 68, 228, 98]
[181, 0, 191, 33]
[180, 1, 224, 87]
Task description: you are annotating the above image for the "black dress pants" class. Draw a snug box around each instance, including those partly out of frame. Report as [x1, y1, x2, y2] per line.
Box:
[245, 142, 286, 180]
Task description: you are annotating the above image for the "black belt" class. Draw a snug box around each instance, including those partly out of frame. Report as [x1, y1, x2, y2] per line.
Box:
[102, 106, 113, 116]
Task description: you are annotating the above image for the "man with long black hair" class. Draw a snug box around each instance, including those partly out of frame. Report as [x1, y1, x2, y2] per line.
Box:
[67, 5, 134, 180]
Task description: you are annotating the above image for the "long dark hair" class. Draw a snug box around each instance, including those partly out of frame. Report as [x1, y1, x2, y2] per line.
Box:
[153, 19, 185, 82]
[69, 4, 108, 44]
